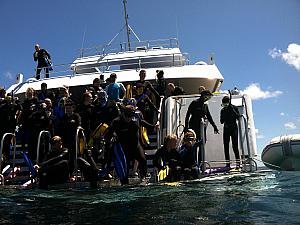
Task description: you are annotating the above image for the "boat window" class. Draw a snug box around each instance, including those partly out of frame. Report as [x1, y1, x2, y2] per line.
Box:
[136, 46, 147, 51]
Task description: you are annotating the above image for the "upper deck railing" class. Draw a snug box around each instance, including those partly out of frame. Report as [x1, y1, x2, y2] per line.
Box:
[78, 38, 180, 58]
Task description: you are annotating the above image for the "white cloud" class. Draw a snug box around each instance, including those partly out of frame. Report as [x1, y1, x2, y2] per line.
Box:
[284, 122, 297, 130]
[4, 72, 14, 80]
[255, 129, 264, 139]
[241, 83, 283, 100]
[280, 112, 285, 116]
[269, 43, 300, 71]
[269, 48, 282, 59]
[256, 134, 265, 139]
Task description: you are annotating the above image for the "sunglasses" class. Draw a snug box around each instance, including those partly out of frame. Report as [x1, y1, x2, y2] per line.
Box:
[184, 137, 196, 141]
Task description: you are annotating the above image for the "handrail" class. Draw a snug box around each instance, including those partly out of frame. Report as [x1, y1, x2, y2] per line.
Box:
[238, 114, 253, 171]
[79, 38, 179, 57]
[0, 133, 16, 174]
[28, 52, 187, 82]
[175, 97, 187, 148]
[36, 130, 51, 164]
[0, 174, 4, 185]
[199, 118, 206, 173]
[156, 96, 165, 148]
[75, 127, 86, 181]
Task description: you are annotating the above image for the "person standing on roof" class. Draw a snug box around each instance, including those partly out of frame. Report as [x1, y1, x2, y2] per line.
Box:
[220, 95, 240, 168]
[105, 73, 126, 102]
[33, 44, 52, 80]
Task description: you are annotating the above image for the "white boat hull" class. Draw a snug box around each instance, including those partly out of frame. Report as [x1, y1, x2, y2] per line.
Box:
[261, 134, 300, 170]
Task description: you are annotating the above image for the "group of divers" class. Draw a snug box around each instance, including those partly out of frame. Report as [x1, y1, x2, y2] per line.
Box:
[0, 67, 241, 188]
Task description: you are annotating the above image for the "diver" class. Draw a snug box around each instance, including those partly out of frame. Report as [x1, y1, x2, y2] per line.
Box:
[58, 99, 81, 174]
[76, 91, 95, 141]
[107, 105, 156, 184]
[134, 82, 159, 126]
[153, 134, 181, 181]
[179, 130, 200, 180]
[36, 136, 70, 189]
[92, 90, 119, 130]
[33, 44, 52, 80]
[184, 90, 219, 141]
[220, 95, 240, 168]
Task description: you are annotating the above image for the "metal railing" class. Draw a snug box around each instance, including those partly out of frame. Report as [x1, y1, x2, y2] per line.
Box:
[36, 131, 51, 164]
[238, 114, 257, 172]
[156, 96, 166, 148]
[198, 118, 211, 173]
[79, 38, 180, 57]
[74, 127, 86, 181]
[0, 133, 17, 177]
[26, 51, 189, 85]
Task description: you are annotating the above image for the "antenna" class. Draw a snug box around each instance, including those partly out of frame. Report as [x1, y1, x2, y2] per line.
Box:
[80, 26, 87, 57]
[123, 0, 131, 51]
[176, 15, 179, 42]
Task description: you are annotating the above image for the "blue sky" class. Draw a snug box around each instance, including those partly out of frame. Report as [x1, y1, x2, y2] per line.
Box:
[0, 0, 300, 156]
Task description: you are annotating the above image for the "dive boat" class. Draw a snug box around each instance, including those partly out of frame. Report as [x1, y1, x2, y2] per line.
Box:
[261, 134, 300, 171]
[1, 1, 259, 189]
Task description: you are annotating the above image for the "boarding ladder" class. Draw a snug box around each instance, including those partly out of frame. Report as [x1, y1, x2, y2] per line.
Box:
[0, 133, 17, 185]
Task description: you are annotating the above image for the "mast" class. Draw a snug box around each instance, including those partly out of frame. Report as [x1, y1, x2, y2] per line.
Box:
[123, 0, 131, 51]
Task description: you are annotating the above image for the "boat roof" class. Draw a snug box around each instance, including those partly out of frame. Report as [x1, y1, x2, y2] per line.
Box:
[6, 38, 224, 95]
[8, 63, 223, 94]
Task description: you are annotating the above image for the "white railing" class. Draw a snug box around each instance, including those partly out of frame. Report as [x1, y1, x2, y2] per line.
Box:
[79, 38, 180, 57]
[36, 131, 51, 164]
[0, 133, 16, 175]
[29, 51, 188, 82]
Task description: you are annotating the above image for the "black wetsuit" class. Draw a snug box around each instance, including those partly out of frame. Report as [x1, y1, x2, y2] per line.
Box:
[154, 78, 167, 96]
[153, 146, 181, 170]
[180, 144, 197, 169]
[37, 90, 55, 102]
[76, 103, 94, 141]
[58, 112, 81, 173]
[0, 100, 20, 164]
[179, 143, 200, 179]
[27, 109, 51, 161]
[20, 98, 39, 151]
[220, 104, 240, 167]
[135, 93, 159, 125]
[185, 98, 217, 140]
[33, 49, 51, 79]
[133, 81, 161, 108]
[38, 148, 69, 188]
[92, 102, 119, 130]
[109, 116, 154, 180]
[171, 86, 184, 96]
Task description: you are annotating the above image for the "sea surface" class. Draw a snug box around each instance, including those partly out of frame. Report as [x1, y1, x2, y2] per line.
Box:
[0, 170, 300, 225]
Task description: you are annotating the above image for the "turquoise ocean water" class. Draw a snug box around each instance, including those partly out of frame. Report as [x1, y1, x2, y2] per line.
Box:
[0, 170, 300, 225]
